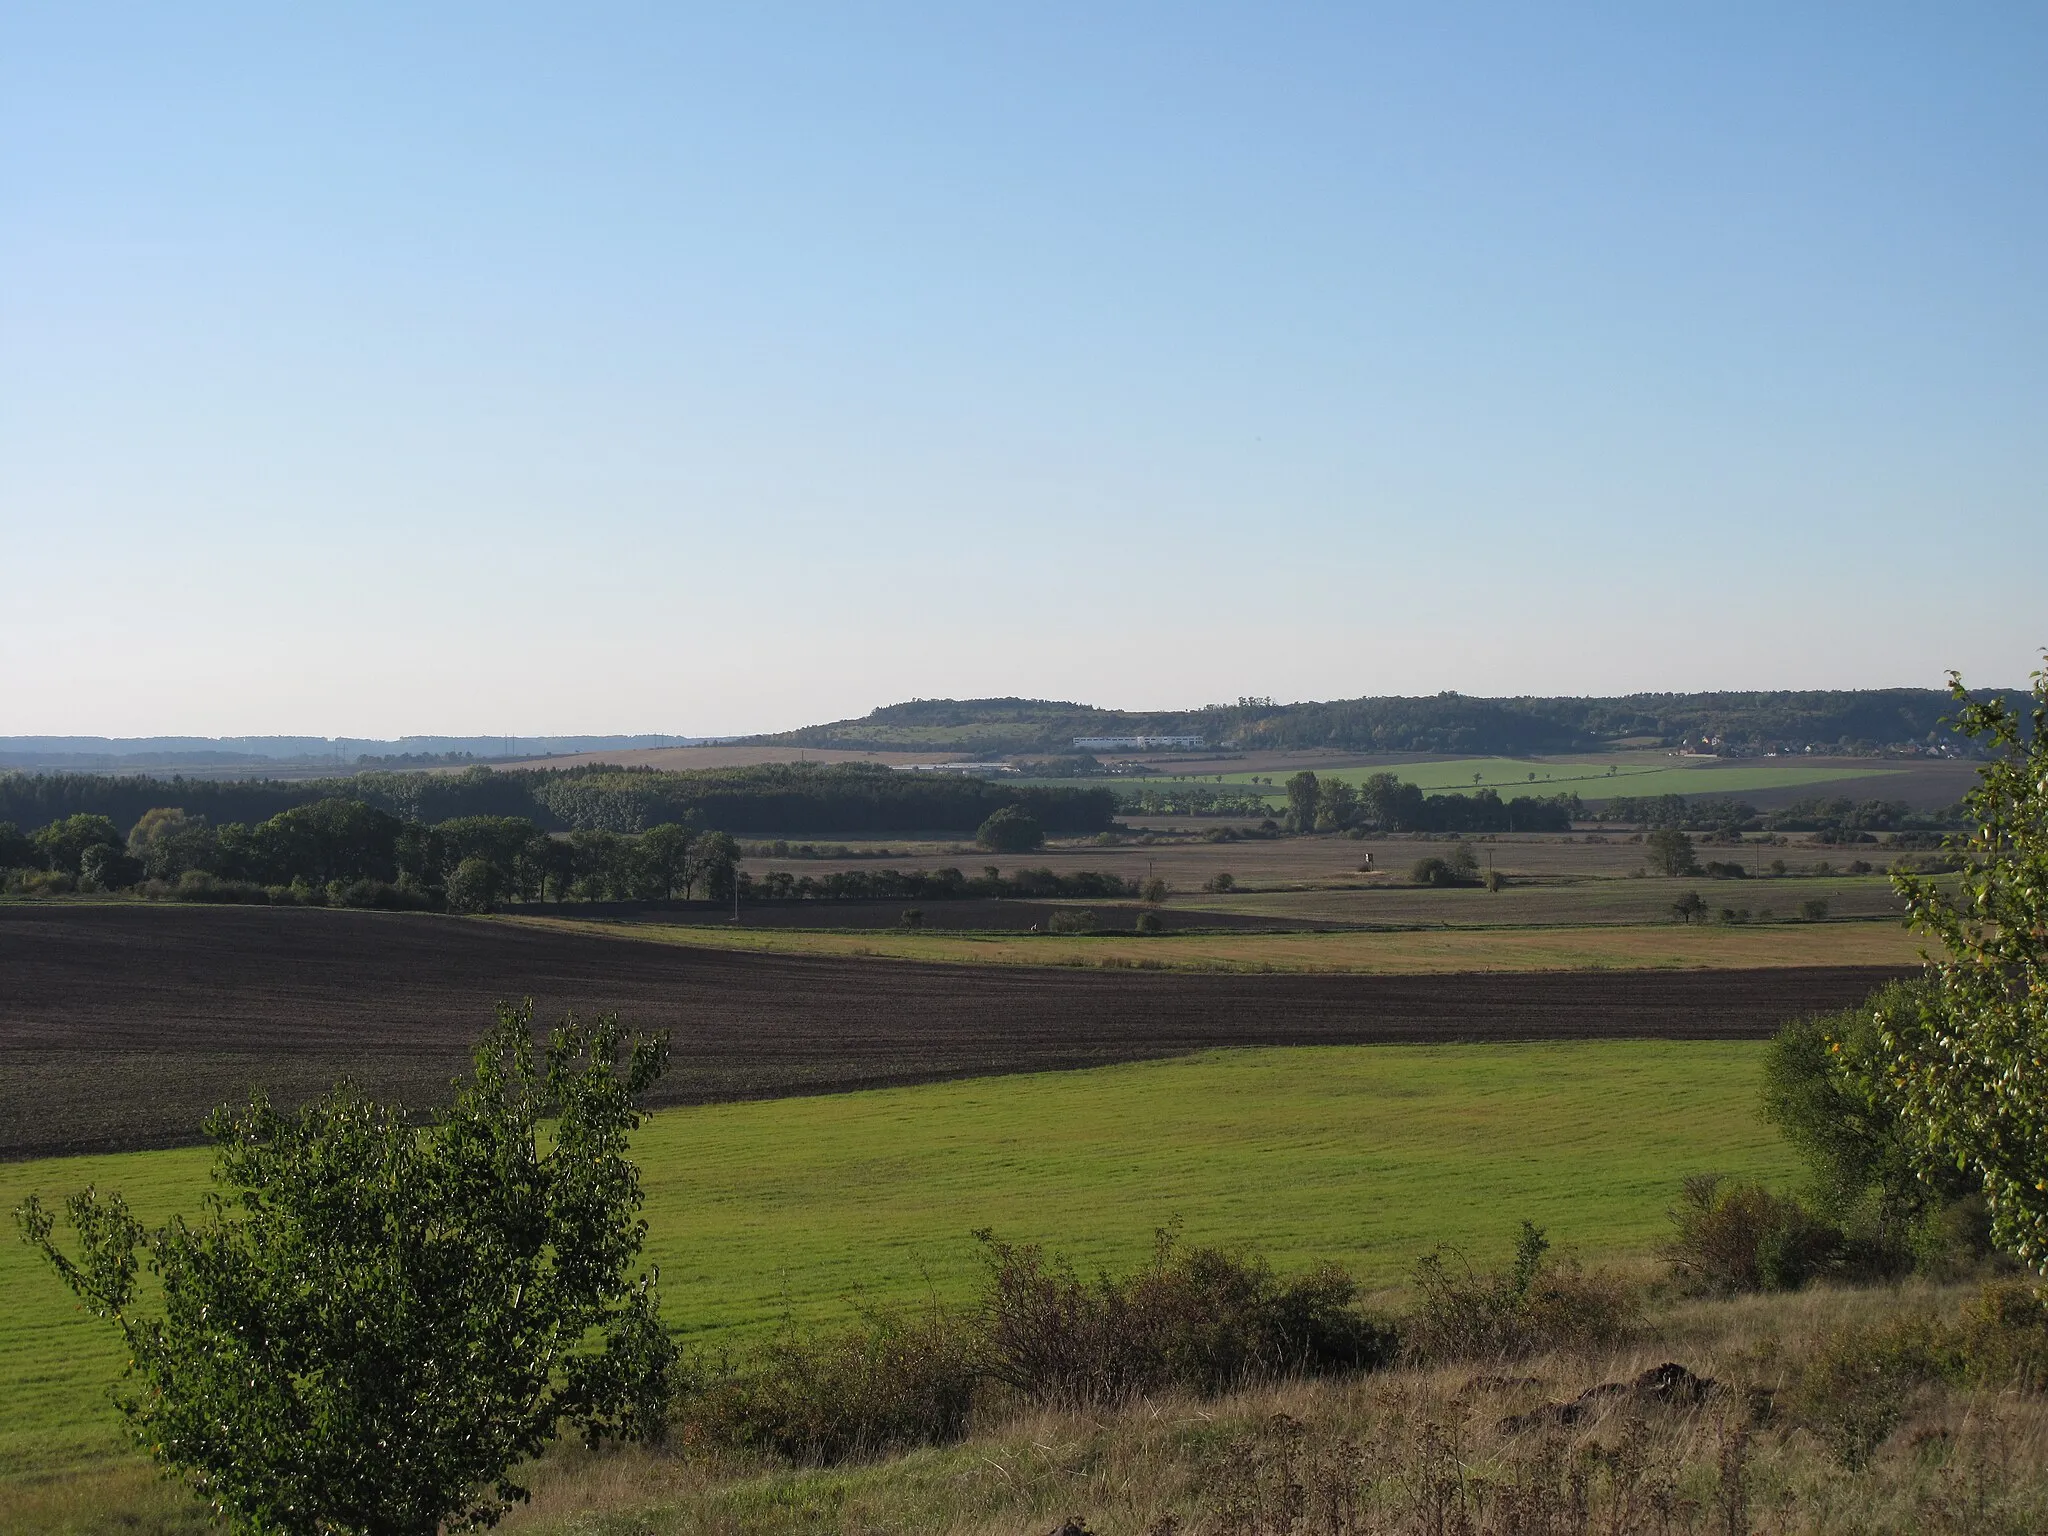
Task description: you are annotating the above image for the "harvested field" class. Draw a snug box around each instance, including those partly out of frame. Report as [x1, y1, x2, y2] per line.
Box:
[518, 896, 1327, 932]
[1, 904, 1907, 1159]
[526, 913, 1924, 974]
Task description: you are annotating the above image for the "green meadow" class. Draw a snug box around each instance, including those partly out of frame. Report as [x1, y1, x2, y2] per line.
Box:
[1, 1041, 1797, 1484]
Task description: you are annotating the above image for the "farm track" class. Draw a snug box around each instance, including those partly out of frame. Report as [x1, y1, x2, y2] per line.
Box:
[0, 904, 1908, 1159]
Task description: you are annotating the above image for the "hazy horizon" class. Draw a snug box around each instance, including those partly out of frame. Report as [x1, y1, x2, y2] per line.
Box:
[5, 6, 2042, 737]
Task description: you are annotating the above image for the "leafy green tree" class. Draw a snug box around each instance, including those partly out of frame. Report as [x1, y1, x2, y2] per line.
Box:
[248, 799, 401, 886]
[1670, 890, 1708, 924]
[80, 842, 142, 890]
[639, 823, 693, 898]
[437, 816, 547, 899]
[692, 830, 742, 899]
[1645, 827, 1700, 877]
[17, 1005, 676, 1536]
[1285, 771, 1319, 831]
[0, 820, 34, 869]
[975, 806, 1044, 854]
[445, 855, 501, 913]
[31, 813, 123, 874]
[127, 808, 220, 881]
[1358, 772, 1425, 831]
[1763, 983, 1976, 1244]
[1876, 662, 2048, 1265]
[1314, 777, 1358, 832]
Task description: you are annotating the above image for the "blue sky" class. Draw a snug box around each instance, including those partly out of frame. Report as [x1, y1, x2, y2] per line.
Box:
[3, 4, 2042, 735]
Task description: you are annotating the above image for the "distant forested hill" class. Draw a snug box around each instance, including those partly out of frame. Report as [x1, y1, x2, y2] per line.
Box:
[752, 689, 2026, 756]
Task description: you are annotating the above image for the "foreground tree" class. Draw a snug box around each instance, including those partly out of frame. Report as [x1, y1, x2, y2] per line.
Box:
[1876, 661, 2048, 1265]
[17, 1004, 675, 1535]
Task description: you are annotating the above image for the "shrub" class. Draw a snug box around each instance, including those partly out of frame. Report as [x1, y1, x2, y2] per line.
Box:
[4, 869, 78, 896]
[1958, 1282, 2048, 1392]
[1661, 1175, 1842, 1294]
[154, 871, 271, 904]
[333, 878, 434, 911]
[1046, 909, 1097, 934]
[1202, 872, 1236, 893]
[1411, 857, 1462, 888]
[1792, 1316, 1955, 1469]
[1135, 911, 1164, 934]
[897, 907, 925, 929]
[1140, 877, 1168, 904]
[976, 1231, 1394, 1408]
[976, 807, 1045, 854]
[1403, 1221, 1634, 1363]
[681, 1306, 979, 1461]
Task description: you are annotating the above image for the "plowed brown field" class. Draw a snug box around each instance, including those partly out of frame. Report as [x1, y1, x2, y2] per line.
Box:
[0, 904, 1908, 1159]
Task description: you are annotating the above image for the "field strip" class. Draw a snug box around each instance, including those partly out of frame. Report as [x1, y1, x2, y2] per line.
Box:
[0, 1040, 1796, 1483]
[497, 913, 1928, 973]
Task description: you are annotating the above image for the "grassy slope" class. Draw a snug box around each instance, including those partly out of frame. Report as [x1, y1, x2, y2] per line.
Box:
[501, 913, 1926, 972]
[0, 1042, 1797, 1484]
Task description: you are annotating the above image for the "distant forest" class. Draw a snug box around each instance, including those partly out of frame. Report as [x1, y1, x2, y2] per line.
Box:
[0, 763, 1119, 838]
[755, 688, 2027, 757]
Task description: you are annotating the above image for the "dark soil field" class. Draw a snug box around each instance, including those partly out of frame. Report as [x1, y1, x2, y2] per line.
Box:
[1, 905, 1910, 1160]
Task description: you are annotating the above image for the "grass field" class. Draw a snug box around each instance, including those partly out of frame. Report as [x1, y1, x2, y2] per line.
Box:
[1, 1041, 1798, 1485]
[507, 912, 1926, 973]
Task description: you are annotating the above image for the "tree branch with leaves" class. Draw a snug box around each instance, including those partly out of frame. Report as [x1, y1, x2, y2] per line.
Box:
[17, 1002, 675, 1536]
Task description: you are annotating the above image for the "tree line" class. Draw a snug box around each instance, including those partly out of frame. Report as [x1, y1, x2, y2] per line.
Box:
[1281, 772, 1579, 834]
[2, 798, 1142, 912]
[0, 761, 1118, 838]
[1, 799, 745, 911]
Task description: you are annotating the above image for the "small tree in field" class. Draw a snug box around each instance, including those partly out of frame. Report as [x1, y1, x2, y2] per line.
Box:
[1876, 661, 2048, 1266]
[1670, 890, 1708, 924]
[976, 806, 1044, 853]
[1645, 827, 1700, 877]
[17, 1004, 675, 1536]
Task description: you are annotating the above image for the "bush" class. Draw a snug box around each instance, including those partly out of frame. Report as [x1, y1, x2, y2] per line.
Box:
[1135, 911, 1163, 934]
[333, 878, 435, 911]
[1959, 1282, 2048, 1392]
[976, 806, 1045, 854]
[1661, 1175, 1843, 1294]
[3, 868, 78, 896]
[681, 1306, 979, 1461]
[1799, 897, 1830, 920]
[897, 907, 925, 929]
[1792, 1316, 1954, 1470]
[1202, 872, 1236, 893]
[976, 1231, 1394, 1408]
[1403, 1221, 1634, 1363]
[1045, 909, 1097, 934]
[152, 871, 271, 904]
